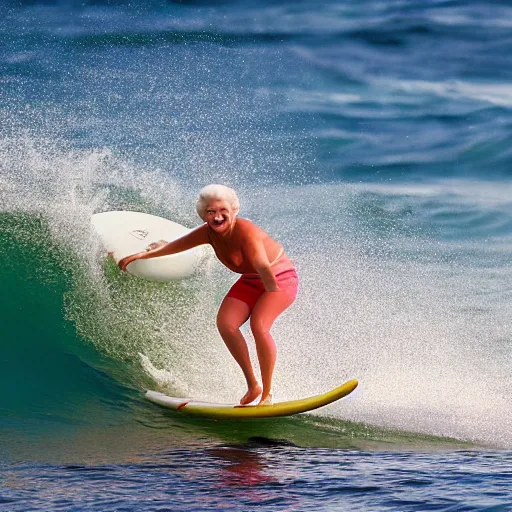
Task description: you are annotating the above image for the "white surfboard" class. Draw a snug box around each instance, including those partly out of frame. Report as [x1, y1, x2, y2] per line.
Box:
[91, 211, 211, 281]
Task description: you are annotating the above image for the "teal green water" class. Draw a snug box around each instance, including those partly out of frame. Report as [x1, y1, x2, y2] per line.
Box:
[0, 214, 134, 426]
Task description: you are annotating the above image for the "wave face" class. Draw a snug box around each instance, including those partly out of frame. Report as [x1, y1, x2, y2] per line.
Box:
[1, 0, 511, 451]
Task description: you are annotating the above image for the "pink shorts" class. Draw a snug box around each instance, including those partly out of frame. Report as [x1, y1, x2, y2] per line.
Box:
[226, 269, 299, 311]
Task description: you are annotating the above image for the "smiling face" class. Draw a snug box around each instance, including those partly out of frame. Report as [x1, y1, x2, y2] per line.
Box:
[204, 198, 237, 236]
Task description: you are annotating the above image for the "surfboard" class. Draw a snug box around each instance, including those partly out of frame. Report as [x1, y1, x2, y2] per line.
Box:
[144, 379, 358, 419]
[91, 211, 212, 281]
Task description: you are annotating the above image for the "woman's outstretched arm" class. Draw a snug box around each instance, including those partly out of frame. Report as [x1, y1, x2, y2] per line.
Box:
[118, 224, 209, 271]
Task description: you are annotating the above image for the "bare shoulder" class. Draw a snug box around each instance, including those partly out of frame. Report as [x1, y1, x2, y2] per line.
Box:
[236, 218, 266, 238]
[236, 218, 273, 248]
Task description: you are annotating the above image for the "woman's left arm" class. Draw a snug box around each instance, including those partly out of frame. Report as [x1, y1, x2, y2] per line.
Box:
[244, 238, 279, 292]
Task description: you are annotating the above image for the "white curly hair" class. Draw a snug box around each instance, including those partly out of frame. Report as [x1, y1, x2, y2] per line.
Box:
[196, 184, 240, 219]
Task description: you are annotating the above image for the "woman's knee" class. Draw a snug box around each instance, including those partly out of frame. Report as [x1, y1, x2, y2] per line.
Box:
[217, 313, 240, 337]
[250, 315, 271, 338]
[216, 298, 250, 337]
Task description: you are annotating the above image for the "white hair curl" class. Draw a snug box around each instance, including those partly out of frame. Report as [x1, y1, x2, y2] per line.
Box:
[196, 184, 240, 219]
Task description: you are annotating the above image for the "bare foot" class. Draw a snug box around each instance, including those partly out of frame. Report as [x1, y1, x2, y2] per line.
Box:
[258, 392, 273, 406]
[239, 384, 262, 405]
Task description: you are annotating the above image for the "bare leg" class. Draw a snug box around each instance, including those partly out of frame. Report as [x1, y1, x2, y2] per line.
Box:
[250, 290, 295, 405]
[217, 296, 262, 405]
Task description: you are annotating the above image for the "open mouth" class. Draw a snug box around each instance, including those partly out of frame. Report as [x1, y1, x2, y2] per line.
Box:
[212, 217, 227, 229]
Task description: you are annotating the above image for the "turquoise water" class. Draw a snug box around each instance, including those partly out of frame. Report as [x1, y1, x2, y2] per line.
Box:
[1, 0, 512, 509]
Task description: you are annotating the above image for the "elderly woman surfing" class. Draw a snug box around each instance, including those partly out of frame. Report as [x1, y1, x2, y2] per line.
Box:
[119, 185, 299, 405]
[118, 184, 298, 406]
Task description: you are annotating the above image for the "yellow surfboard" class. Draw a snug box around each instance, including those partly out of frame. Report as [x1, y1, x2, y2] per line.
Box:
[145, 379, 358, 419]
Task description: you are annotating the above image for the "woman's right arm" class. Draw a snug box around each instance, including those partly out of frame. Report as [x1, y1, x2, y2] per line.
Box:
[118, 224, 209, 271]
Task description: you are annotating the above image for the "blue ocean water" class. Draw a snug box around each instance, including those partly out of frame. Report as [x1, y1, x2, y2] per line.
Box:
[1, 0, 512, 510]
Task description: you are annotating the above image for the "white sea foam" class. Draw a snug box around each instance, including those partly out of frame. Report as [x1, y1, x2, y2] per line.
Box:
[382, 78, 512, 108]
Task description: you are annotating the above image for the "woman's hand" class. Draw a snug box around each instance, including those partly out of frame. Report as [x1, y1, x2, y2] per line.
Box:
[118, 253, 142, 272]
[118, 240, 168, 272]
[145, 240, 167, 251]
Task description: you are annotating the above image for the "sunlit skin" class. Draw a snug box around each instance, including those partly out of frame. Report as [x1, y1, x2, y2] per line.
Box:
[118, 198, 295, 406]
